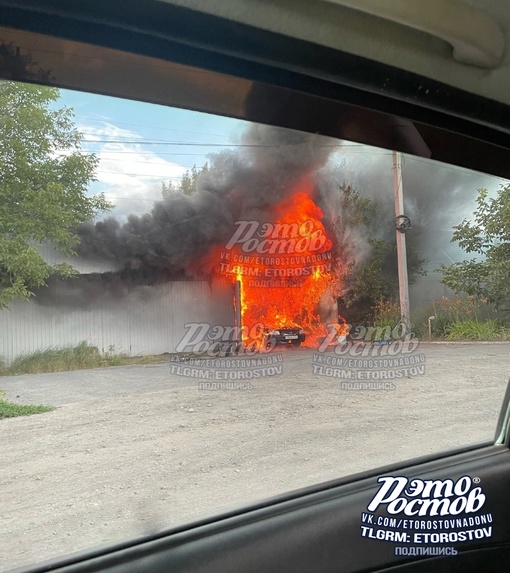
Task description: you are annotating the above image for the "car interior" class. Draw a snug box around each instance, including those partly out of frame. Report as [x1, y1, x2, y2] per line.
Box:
[1, 1, 510, 572]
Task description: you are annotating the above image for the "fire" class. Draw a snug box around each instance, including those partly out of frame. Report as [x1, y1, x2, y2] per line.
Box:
[235, 267, 248, 319]
[217, 176, 339, 347]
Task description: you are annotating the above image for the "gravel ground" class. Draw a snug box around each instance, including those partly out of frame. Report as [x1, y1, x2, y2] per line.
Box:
[1, 343, 509, 571]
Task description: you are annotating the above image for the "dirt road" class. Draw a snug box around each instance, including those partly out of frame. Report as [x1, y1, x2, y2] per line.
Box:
[1, 343, 509, 571]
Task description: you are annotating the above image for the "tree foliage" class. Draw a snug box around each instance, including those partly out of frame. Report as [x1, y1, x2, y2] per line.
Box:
[161, 163, 209, 197]
[439, 186, 510, 310]
[0, 81, 110, 308]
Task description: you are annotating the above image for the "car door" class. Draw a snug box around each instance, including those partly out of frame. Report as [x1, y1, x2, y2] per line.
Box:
[1, 1, 510, 572]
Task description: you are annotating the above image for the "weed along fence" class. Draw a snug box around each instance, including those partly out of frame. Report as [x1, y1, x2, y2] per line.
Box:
[0, 280, 235, 365]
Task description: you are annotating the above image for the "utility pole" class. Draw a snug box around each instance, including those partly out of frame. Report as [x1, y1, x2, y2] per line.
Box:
[393, 151, 411, 330]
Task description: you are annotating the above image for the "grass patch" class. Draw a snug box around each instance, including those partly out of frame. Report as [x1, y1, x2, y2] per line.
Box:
[446, 320, 509, 341]
[8, 342, 102, 374]
[0, 393, 54, 419]
[412, 296, 510, 340]
[4, 342, 169, 376]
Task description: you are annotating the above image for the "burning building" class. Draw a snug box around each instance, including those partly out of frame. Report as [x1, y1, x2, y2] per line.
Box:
[0, 124, 372, 362]
[73, 124, 351, 351]
[200, 184, 342, 346]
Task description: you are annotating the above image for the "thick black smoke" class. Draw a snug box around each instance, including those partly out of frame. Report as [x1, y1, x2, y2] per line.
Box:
[315, 150, 498, 312]
[41, 114, 499, 309]
[76, 124, 337, 281]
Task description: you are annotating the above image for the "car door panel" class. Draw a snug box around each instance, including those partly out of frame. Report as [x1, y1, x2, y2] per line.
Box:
[18, 444, 509, 573]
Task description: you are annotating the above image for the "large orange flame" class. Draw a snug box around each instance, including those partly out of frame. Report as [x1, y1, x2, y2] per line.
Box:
[216, 176, 340, 346]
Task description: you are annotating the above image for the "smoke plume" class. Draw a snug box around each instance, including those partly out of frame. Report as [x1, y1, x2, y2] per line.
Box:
[39, 121, 500, 309]
[76, 125, 338, 281]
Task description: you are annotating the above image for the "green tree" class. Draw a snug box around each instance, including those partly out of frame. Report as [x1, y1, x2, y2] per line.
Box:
[161, 163, 209, 197]
[439, 186, 510, 310]
[0, 81, 110, 308]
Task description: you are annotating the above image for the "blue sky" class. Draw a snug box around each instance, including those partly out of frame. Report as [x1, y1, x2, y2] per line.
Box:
[57, 86, 508, 230]
[58, 88, 251, 218]
[57, 87, 391, 221]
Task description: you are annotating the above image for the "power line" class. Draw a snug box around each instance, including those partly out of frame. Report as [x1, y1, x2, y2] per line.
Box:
[80, 140, 345, 147]
[75, 116, 230, 138]
[78, 140, 394, 156]
[96, 170, 182, 178]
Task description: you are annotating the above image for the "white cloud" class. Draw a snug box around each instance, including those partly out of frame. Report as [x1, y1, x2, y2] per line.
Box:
[79, 122, 187, 219]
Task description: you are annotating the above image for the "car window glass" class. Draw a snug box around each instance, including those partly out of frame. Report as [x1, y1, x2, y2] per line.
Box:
[1, 75, 510, 572]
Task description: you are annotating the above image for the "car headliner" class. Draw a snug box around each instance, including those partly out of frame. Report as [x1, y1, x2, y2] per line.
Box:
[161, 0, 510, 107]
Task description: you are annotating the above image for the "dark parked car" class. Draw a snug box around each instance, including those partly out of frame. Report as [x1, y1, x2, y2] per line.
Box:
[264, 326, 306, 347]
